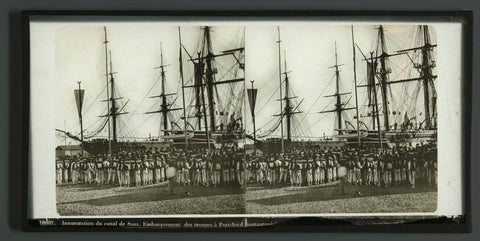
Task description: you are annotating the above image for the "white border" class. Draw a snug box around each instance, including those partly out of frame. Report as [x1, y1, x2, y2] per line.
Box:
[29, 18, 464, 219]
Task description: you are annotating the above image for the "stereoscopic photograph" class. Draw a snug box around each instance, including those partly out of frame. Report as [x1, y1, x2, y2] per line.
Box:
[54, 25, 246, 215]
[26, 14, 467, 231]
[244, 25, 438, 214]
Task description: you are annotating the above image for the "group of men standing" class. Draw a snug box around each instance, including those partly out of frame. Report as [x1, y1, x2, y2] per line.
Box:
[56, 151, 169, 187]
[246, 152, 340, 186]
[55, 148, 245, 188]
[56, 143, 437, 190]
[344, 143, 437, 188]
[245, 142, 437, 189]
[171, 149, 245, 188]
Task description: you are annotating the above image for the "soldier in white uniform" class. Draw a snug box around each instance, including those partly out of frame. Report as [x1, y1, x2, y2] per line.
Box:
[213, 159, 222, 187]
[306, 160, 313, 186]
[256, 159, 263, 184]
[313, 156, 321, 185]
[71, 160, 79, 184]
[326, 157, 333, 183]
[134, 161, 142, 187]
[102, 158, 110, 185]
[117, 161, 124, 187]
[109, 158, 118, 185]
[56, 160, 63, 184]
[124, 161, 132, 187]
[194, 158, 202, 186]
[289, 159, 295, 186]
[408, 157, 416, 188]
[295, 161, 302, 187]
[63, 160, 70, 183]
[281, 158, 290, 185]
[320, 157, 326, 184]
[355, 158, 363, 185]
[142, 159, 149, 186]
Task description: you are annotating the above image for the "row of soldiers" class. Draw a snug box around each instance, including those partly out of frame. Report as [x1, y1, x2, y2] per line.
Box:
[246, 152, 341, 186]
[55, 148, 246, 188]
[56, 152, 169, 187]
[171, 149, 245, 188]
[245, 143, 437, 188]
[344, 144, 437, 188]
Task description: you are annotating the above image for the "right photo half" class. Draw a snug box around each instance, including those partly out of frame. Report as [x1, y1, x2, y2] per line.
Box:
[244, 25, 438, 214]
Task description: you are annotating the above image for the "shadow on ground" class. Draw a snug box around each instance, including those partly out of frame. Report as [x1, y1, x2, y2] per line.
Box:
[59, 184, 244, 206]
[249, 183, 437, 206]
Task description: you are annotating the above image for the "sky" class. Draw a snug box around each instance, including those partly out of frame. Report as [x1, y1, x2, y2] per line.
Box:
[55, 23, 437, 146]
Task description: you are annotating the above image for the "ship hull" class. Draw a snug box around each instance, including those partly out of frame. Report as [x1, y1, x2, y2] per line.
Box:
[335, 129, 437, 147]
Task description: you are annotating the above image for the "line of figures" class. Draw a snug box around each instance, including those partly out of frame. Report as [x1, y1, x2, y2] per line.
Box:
[55, 148, 246, 188]
[245, 143, 437, 188]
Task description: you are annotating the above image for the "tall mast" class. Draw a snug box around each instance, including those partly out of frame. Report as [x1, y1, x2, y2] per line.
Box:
[77, 81, 84, 155]
[284, 51, 292, 141]
[105, 51, 128, 146]
[183, 26, 244, 149]
[377, 25, 390, 131]
[351, 26, 361, 147]
[103, 26, 112, 155]
[160, 43, 168, 134]
[334, 43, 342, 133]
[421, 26, 433, 129]
[193, 54, 203, 130]
[109, 51, 117, 143]
[199, 53, 211, 151]
[178, 27, 188, 148]
[370, 52, 383, 149]
[204, 26, 217, 132]
[249, 80, 257, 153]
[394, 25, 437, 130]
[146, 43, 181, 137]
[319, 42, 354, 135]
[277, 26, 285, 154]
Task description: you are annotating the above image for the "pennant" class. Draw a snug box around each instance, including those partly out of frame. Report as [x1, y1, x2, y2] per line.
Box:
[247, 88, 257, 116]
[74, 89, 85, 117]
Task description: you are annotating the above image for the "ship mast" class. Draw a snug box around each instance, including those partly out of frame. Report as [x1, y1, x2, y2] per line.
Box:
[204, 26, 217, 132]
[277, 26, 285, 154]
[178, 27, 188, 148]
[395, 25, 437, 130]
[199, 52, 211, 151]
[319, 42, 355, 135]
[108, 51, 120, 143]
[184, 26, 245, 149]
[146, 42, 181, 137]
[282, 52, 301, 141]
[77, 81, 84, 155]
[420, 26, 435, 129]
[103, 26, 112, 155]
[377, 25, 391, 131]
[351, 26, 361, 146]
[370, 52, 383, 149]
[99, 51, 127, 149]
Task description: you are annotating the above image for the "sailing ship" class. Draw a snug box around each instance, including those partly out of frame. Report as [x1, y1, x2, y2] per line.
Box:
[332, 25, 438, 147]
[56, 26, 245, 155]
[251, 25, 437, 154]
[167, 26, 245, 149]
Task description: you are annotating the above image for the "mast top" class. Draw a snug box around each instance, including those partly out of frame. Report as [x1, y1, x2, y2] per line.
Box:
[103, 26, 109, 44]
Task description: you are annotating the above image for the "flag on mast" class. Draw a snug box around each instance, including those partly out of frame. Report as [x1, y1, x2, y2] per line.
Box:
[247, 88, 257, 116]
[74, 88, 85, 117]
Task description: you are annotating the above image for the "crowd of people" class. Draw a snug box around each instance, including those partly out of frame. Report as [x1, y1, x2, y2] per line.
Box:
[245, 143, 437, 188]
[56, 143, 438, 190]
[56, 148, 246, 188]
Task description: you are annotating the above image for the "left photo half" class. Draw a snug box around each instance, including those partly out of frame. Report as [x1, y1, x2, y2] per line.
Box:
[54, 25, 246, 216]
